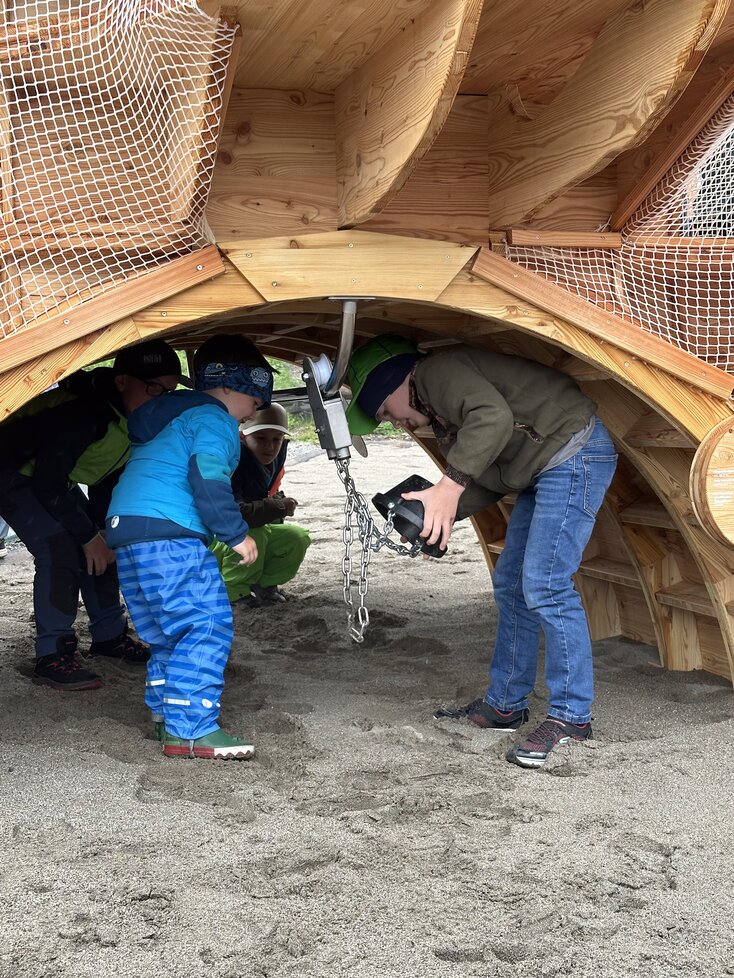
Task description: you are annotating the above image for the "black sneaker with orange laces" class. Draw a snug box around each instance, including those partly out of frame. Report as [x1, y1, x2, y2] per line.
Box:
[506, 717, 592, 768]
[88, 625, 149, 665]
[33, 637, 102, 690]
[434, 698, 529, 730]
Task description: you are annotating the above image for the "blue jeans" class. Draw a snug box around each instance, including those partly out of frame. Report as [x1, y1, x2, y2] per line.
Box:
[484, 419, 617, 724]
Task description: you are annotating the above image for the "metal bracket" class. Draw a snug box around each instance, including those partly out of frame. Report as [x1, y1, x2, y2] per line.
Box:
[301, 297, 374, 460]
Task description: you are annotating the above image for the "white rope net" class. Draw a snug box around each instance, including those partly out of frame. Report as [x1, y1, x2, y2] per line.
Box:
[507, 94, 734, 373]
[0, 0, 235, 339]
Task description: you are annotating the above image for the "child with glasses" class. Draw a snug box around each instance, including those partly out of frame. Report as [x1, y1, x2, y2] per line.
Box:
[0, 339, 185, 689]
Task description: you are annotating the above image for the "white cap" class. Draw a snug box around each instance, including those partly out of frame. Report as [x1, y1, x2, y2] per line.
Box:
[241, 401, 290, 437]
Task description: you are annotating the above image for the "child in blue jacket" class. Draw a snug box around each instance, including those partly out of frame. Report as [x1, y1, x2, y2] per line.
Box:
[106, 335, 274, 760]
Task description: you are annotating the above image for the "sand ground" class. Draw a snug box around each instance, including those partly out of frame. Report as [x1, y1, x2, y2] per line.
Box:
[1, 439, 734, 978]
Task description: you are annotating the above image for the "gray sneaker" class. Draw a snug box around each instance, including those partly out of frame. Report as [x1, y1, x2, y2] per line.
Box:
[506, 718, 592, 768]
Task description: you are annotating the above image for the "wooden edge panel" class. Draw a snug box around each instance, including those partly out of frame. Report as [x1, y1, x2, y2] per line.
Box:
[486, 0, 729, 227]
[217, 15, 242, 145]
[0, 247, 224, 376]
[0, 317, 141, 418]
[220, 231, 477, 302]
[612, 60, 734, 229]
[506, 229, 623, 248]
[335, 0, 484, 227]
[470, 247, 734, 401]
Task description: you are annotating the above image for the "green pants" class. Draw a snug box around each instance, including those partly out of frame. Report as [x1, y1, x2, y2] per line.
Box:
[211, 523, 311, 603]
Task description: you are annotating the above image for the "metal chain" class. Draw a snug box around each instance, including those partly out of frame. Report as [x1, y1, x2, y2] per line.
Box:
[334, 457, 423, 643]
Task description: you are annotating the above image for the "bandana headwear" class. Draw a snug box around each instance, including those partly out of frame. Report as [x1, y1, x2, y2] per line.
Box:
[195, 361, 274, 410]
[356, 353, 420, 419]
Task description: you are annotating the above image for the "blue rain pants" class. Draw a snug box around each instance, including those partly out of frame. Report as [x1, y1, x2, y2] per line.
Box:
[115, 538, 233, 740]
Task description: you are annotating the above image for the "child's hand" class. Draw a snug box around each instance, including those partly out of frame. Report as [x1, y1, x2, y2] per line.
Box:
[283, 497, 298, 517]
[402, 476, 464, 551]
[232, 536, 258, 566]
[83, 533, 116, 576]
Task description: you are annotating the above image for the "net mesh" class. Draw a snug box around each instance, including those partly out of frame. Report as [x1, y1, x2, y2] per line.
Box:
[0, 0, 235, 338]
[507, 93, 734, 373]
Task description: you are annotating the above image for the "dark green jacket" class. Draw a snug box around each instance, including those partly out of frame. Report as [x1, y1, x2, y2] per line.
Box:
[0, 368, 129, 544]
[413, 347, 596, 519]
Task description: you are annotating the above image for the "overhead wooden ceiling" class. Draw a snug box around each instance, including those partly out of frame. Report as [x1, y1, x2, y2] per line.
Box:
[204, 0, 632, 101]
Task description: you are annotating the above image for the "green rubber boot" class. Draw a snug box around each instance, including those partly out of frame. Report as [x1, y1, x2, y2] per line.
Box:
[162, 728, 255, 760]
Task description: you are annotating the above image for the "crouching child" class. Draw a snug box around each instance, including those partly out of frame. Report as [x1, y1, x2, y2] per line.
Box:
[211, 402, 311, 606]
[106, 336, 274, 760]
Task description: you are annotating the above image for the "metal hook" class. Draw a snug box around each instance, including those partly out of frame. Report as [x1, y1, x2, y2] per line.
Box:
[323, 296, 374, 397]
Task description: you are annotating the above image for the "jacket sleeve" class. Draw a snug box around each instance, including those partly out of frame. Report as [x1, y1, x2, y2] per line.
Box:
[87, 468, 122, 531]
[417, 356, 515, 481]
[187, 411, 250, 547]
[239, 496, 287, 528]
[454, 481, 504, 520]
[30, 403, 106, 546]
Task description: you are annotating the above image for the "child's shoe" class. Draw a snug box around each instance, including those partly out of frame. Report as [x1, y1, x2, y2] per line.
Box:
[152, 714, 165, 741]
[234, 590, 262, 608]
[251, 584, 287, 604]
[89, 626, 150, 664]
[162, 729, 254, 760]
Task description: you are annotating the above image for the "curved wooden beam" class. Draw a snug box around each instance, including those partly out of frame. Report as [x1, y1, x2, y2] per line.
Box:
[335, 0, 484, 228]
[486, 0, 731, 227]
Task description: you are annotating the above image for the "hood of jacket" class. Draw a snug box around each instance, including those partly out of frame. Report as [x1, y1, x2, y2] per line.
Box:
[127, 390, 227, 445]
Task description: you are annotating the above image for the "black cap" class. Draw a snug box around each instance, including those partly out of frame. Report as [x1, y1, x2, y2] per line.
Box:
[113, 340, 183, 381]
[193, 335, 271, 372]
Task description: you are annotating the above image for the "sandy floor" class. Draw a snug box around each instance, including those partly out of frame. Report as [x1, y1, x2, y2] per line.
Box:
[2, 439, 734, 978]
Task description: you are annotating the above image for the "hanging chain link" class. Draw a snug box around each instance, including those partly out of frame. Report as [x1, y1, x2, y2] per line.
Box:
[334, 457, 423, 643]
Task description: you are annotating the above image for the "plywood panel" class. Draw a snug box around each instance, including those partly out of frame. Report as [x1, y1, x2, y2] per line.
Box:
[362, 95, 488, 244]
[233, 0, 435, 91]
[462, 0, 628, 93]
[486, 0, 728, 227]
[208, 89, 337, 239]
[335, 0, 483, 227]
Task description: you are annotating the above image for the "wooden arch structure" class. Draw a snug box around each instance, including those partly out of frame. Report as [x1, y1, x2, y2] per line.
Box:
[3, 0, 734, 681]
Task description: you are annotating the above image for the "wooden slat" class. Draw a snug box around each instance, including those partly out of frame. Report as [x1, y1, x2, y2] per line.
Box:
[217, 16, 242, 145]
[578, 556, 640, 587]
[619, 501, 677, 530]
[486, 0, 729, 227]
[624, 408, 697, 449]
[0, 11, 100, 65]
[221, 231, 477, 302]
[0, 79, 12, 224]
[335, 0, 484, 227]
[0, 246, 223, 374]
[507, 229, 622, 248]
[471, 248, 734, 401]
[655, 581, 715, 617]
[0, 221, 189, 253]
[624, 236, 734, 249]
[612, 62, 734, 229]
